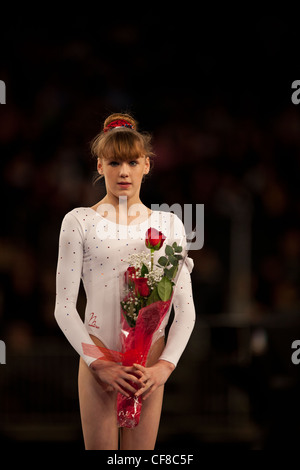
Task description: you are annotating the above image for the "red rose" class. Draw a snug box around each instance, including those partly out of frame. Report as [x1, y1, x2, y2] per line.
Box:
[134, 277, 150, 297]
[124, 266, 136, 284]
[145, 228, 166, 251]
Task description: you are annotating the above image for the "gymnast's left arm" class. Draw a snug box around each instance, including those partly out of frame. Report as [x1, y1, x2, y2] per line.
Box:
[158, 256, 196, 368]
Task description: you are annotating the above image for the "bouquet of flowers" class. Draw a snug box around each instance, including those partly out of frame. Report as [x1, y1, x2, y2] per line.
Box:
[116, 228, 184, 427]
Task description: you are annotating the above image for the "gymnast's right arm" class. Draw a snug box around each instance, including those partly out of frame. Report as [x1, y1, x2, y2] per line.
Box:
[54, 212, 97, 367]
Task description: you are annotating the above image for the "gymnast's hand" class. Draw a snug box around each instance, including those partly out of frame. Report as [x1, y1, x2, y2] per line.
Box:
[133, 360, 175, 400]
[89, 359, 143, 397]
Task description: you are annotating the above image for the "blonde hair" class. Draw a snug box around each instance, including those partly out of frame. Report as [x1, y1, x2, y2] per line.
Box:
[90, 113, 154, 183]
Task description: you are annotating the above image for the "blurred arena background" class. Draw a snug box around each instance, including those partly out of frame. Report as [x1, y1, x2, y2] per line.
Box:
[1, 11, 300, 450]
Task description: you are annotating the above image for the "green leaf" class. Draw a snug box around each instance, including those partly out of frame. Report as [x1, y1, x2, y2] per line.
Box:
[174, 245, 182, 253]
[163, 268, 172, 280]
[172, 265, 179, 279]
[158, 256, 168, 267]
[169, 255, 179, 266]
[141, 263, 149, 276]
[157, 276, 173, 301]
[165, 265, 178, 280]
[146, 286, 160, 305]
[165, 245, 174, 256]
[175, 254, 183, 260]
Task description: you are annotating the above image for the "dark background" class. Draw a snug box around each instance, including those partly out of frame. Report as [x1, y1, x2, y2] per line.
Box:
[1, 10, 300, 450]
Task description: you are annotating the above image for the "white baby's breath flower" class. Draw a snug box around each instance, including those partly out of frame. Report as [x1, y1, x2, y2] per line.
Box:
[146, 265, 164, 286]
[124, 251, 151, 271]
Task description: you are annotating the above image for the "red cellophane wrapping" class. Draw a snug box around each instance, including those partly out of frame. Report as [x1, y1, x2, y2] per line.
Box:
[117, 296, 172, 428]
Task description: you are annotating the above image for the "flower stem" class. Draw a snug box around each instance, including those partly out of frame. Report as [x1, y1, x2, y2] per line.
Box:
[150, 248, 154, 271]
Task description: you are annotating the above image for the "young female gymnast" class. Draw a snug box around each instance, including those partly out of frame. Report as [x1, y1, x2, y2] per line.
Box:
[54, 113, 196, 450]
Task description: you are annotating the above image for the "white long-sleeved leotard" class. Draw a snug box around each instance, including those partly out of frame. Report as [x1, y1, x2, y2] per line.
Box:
[54, 207, 196, 367]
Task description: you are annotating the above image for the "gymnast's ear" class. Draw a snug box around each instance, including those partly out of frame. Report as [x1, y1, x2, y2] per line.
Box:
[144, 156, 150, 174]
[97, 158, 103, 175]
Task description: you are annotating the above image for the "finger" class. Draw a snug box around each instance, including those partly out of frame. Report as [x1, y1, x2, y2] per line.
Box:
[134, 370, 144, 379]
[134, 388, 145, 398]
[123, 373, 144, 385]
[113, 383, 130, 397]
[124, 366, 142, 375]
[123, 367, 144, 382]
[118, 378, 138, 395]
[142, 384, 157, 401]
[134, 379, 153, 397]
[133, 363, 146, 372]
[132, 364, 148, 379]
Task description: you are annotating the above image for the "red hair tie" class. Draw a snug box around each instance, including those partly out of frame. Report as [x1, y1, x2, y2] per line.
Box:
[103, 119, 134, 133]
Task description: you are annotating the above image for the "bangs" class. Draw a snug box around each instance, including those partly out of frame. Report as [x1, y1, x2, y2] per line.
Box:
[99, 130, 145, 162]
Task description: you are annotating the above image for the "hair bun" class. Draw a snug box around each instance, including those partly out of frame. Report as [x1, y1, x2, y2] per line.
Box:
[103, 113, 137, 131]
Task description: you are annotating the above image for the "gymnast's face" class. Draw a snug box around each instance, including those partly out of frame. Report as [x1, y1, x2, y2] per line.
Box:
[97, 155, 150, 204]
